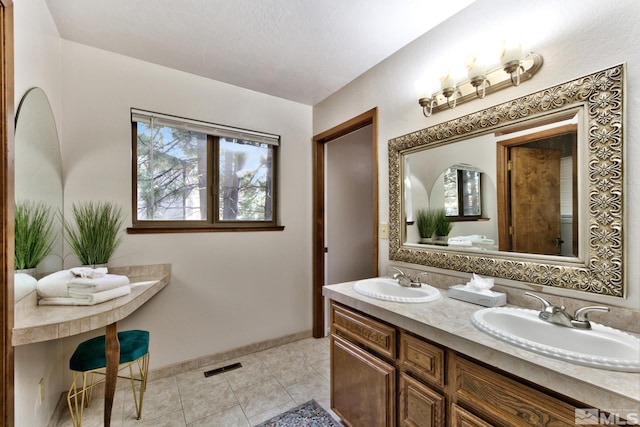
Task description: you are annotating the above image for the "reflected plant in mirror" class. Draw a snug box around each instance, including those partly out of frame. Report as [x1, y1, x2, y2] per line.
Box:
[14, 200, 56, 272]
[389, 65, 625, 297]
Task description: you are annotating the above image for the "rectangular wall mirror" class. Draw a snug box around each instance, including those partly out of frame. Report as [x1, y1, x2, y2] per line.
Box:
[389, 65, 625, 297]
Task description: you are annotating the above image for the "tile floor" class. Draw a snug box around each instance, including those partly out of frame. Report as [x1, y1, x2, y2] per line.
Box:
[57, 336, 342, 427]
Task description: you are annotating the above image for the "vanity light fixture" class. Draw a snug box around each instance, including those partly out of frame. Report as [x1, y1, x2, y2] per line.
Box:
[416, 46, 543, 117]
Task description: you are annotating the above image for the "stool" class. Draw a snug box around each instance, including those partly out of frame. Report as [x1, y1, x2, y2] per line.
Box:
[67, 330, 149, 427]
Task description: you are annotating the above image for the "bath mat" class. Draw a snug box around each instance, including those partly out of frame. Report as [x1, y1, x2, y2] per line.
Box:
[255, 399, 341, 427]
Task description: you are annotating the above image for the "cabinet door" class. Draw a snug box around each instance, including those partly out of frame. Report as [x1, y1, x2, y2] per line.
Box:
[398, 373, 444, 427]
[451, 403, 495, 427]
[331, 334, 396, 427]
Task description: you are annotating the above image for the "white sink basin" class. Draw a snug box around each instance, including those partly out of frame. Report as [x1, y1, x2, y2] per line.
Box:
[353, 278, 441, 303]
[472, 307, 640, 372]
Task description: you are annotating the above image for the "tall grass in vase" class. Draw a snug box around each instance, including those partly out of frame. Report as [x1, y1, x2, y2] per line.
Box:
[14, 200, 56, 271]
[64, 201, 125, 266]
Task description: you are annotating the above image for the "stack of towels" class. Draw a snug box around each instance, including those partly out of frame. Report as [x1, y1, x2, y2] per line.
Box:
[36, 267, 130, 306]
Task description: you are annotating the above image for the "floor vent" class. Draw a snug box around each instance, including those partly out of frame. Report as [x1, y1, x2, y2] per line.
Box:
[203, 362, 242, 378]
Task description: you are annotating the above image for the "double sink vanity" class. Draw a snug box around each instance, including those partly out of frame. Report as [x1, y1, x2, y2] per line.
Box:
[323, 277, 640, 426]
[326, 63, 639, 426]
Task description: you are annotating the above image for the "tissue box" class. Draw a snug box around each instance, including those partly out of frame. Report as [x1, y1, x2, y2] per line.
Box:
[448, 285, 507, 307]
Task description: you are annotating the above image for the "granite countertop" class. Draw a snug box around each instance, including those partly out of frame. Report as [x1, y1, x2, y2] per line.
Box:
[323, 281, 640, 418]
[13, 264, 171, 346]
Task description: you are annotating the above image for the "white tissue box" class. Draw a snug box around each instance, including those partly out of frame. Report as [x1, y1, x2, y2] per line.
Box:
[448, 285, 507, 307]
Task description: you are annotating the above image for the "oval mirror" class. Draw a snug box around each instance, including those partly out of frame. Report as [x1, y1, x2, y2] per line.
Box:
[14, 88, 63, 299]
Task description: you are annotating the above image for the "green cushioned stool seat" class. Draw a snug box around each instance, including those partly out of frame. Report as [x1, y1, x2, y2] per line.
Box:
[67, 329, 150, 427]
[70, 330, 149, 372]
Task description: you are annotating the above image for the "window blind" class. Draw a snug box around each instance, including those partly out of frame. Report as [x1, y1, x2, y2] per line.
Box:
[131, 108, 280, 146]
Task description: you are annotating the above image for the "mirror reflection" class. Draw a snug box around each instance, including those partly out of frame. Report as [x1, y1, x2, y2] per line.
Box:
[404, 111, 579, 258]
[390, 64, 625, 297]
[14, 88, 63, 299]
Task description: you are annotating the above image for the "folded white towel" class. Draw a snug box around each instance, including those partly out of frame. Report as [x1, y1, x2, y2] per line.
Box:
[70, 267, 108, 279]
[68, 274, 130, 296]
[36, 270, 74, 298]
[38, 285, 131, 306]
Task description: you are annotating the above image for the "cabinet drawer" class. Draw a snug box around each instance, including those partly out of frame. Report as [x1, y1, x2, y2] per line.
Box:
[450, 403, 494, 427]
[331, 302, 396, 359]
[450, 353, 578, 427]
[398, 372, 444, 427]
[399, 332, 445, 388]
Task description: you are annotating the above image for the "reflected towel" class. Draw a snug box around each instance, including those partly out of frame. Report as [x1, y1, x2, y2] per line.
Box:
[36, 270, 74, 298]
[70, 267, 107, 279]
[68, 274, 130, 296]
[38, 285, 131, 306]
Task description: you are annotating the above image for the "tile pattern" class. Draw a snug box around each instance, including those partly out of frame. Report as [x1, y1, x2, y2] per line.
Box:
[56, 337, 341, 427]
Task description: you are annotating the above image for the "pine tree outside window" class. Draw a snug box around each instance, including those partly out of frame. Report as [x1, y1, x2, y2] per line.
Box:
[131, 109, 280, 231]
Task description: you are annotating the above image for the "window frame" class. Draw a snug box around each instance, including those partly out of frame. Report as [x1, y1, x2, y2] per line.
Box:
[444, 166, 483, 222]
[129, 110, 282, 233]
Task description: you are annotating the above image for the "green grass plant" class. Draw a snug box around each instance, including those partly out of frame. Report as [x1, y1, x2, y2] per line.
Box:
[14, 200, 55, 270]
[433, 208, 453, 237]
[416, 208, 436, 239]
[64, 201, 125, 265]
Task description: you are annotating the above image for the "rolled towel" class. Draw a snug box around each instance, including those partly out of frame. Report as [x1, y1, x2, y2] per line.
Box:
[70, 267, 108, 279]
[15, 273, 38, 300]
[37, 270, 74, 298]
[68, 274, 130, 296]
[38, 285, 131, 306]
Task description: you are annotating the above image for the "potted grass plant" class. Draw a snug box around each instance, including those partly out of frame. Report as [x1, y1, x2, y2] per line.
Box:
[416, 208, 436, 243]
[432, 208, 452, 245]
[64, 201, 125, 267]
[14, 200, 56, 275]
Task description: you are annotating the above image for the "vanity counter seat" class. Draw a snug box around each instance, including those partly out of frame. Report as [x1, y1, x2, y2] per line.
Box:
[13, 264, 171, 427]
[13, 263, 171, 346]
[323, 281, 640, 421]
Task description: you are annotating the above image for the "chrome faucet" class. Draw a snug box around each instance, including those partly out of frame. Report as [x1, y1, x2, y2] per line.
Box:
[524, 292, 609, 330]
[391, 267, 428, 288]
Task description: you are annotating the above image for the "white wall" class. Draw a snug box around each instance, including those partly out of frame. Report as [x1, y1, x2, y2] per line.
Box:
[59, 40, 313, 368]
[13, 1, 65, 425]
[313, 0, 640, 310]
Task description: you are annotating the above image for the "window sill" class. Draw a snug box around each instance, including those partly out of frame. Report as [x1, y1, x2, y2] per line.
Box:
[127, 225, 285, 234]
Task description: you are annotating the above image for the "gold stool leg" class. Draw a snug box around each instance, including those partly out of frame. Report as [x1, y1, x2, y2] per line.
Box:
[127, 352, 150, 420]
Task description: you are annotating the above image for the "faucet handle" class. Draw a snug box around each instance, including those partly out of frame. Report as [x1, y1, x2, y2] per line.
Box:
[524, 292, 553, 311]
[574, 305, 610, 322]
[391, 267, 405, 280]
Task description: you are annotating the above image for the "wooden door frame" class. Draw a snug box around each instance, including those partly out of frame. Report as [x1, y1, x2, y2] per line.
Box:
[1, 1, 14, 425]
[496, 123, 577, 252]
[312, 108, 378, 338]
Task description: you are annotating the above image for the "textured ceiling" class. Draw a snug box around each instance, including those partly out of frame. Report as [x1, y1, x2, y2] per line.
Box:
[44, 0, 475, 105]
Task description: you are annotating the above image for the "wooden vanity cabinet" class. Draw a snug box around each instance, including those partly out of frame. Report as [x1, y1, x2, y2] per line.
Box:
[449, 353, 578, 426]
[330, 303, 397, 427]
[330, 301, 589, 427]
[398, 332, 446, 427]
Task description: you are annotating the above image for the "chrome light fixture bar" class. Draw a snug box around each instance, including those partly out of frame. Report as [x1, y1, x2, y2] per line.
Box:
[417, 52, 543, 117]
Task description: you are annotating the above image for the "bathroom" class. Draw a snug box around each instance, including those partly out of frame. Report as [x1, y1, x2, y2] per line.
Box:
[3, 0, 639, 426]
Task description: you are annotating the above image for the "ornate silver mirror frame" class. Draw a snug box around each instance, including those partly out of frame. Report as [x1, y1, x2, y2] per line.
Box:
[389, 64, 624, 297]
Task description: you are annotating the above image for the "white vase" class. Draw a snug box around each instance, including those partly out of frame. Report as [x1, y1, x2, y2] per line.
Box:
[15, 268, 36, 277]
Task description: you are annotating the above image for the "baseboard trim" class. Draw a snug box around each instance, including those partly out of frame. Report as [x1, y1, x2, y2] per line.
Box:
[148, 329, 312, 381]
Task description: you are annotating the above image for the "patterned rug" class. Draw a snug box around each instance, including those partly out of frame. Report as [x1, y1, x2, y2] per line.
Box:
[255, 400, 341, 427]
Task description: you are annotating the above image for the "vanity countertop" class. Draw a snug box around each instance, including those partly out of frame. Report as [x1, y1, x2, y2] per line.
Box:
[13, 263, 171, 346]
[323, 281, 640, 417]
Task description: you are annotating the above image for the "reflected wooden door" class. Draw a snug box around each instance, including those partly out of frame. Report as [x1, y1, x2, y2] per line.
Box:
[510, 147, 561, 255]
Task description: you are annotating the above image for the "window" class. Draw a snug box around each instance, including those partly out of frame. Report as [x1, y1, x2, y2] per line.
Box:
[131, 109, 280, 231]
[443, 165, 482, 220]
